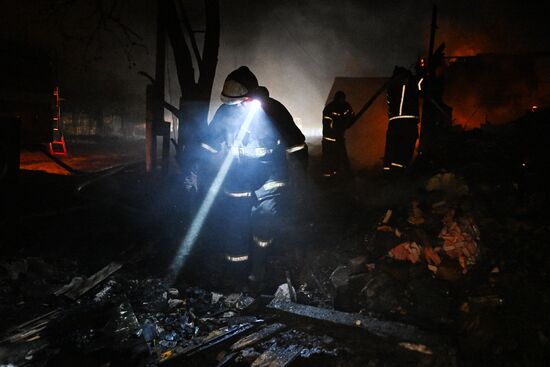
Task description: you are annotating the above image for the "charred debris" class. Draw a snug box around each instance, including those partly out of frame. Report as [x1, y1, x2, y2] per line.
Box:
[2, 107, 550, 366]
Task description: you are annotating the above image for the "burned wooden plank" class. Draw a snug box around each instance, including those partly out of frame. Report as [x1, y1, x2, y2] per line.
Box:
[251, 344, 302, 367]
[267, 301, 442, 347]
[159, 323, 256, 366]
[0, 309, 65, 366]
[0, 308, 62, 344]
[186, 324, 256, 356]
[229, 323, 287, 352]
[55, 262, 122, 300]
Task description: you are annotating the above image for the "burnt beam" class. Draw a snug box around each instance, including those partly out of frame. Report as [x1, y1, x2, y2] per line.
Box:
[267, 301, 448, 352]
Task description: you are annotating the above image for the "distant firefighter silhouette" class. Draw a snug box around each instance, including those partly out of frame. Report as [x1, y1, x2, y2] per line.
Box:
[322, 91, 355, 177]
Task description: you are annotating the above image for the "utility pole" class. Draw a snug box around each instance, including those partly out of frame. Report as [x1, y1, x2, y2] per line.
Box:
[427, 5, 437, 75]
[419, 4, 438, 156]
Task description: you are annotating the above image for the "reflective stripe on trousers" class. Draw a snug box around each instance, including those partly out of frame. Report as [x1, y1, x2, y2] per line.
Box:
[229, 146, 274, 158]
[388, 115, 419, 122]
[262, 180, 286, 191]
[224, 190, 253, 198]
[226, 254, 249, 262]
[201, 142, 218, 153]
[286, 143, 307, 154]
[383, 162, 406, 171]
[253, 235, 273, 248]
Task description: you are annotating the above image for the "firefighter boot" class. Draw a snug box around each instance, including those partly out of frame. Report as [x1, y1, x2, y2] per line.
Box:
[248, 247, 268, 285]
[222, 257, 251, 290]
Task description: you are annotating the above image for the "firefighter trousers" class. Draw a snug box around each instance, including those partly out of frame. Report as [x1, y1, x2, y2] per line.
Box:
[384, 118, 419, 168]
[218, 180, 286, 279]
[322, 138, 351, 176]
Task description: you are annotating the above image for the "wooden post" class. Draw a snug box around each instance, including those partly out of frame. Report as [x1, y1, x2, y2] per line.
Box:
[427, 5, 438, 74]
[162, 125, 170, 172]
[145, 84, 155, 172]
[155, 0, 168, 173]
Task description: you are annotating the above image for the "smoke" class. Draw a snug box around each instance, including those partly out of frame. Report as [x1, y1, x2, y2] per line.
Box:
[213, 0, 547, 138]
[214, 0, 429, 134]
[3, 0, 546, 140]
[438, 0, 549, 56]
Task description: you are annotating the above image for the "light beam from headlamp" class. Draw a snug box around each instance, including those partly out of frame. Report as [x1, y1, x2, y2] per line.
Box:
[169, 100, 261, 278]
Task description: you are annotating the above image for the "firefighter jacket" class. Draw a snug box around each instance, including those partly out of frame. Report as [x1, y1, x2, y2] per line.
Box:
[322, 101, 354, 141]
[387, 73, 421, 121]
[200, 103, 287, 196]
[262, 97, 306, 154]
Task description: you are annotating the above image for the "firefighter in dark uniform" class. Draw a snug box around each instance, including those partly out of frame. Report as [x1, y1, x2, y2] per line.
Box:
[322, 91, 355, 177]
[199, 67, 289, 284]
[383, 66, 421, 171]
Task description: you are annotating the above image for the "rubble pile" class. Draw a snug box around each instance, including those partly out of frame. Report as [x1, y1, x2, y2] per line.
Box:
[0, 265, 355, 366]
[1, 253, 460, 367]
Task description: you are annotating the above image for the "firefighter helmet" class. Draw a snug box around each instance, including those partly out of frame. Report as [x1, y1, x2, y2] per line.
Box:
[221, 66, 259, 105]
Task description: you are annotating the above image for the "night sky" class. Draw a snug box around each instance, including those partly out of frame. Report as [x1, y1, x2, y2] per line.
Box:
[2, 0, 548, 131]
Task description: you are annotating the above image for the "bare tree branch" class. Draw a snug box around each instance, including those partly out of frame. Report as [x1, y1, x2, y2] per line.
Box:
[164, 0, 197, 96]
[198, 0, 219, 98]
[45, 0, 148, 68]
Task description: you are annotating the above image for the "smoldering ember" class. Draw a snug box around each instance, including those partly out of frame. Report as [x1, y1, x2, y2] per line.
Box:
[1, 1, 549, 366]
